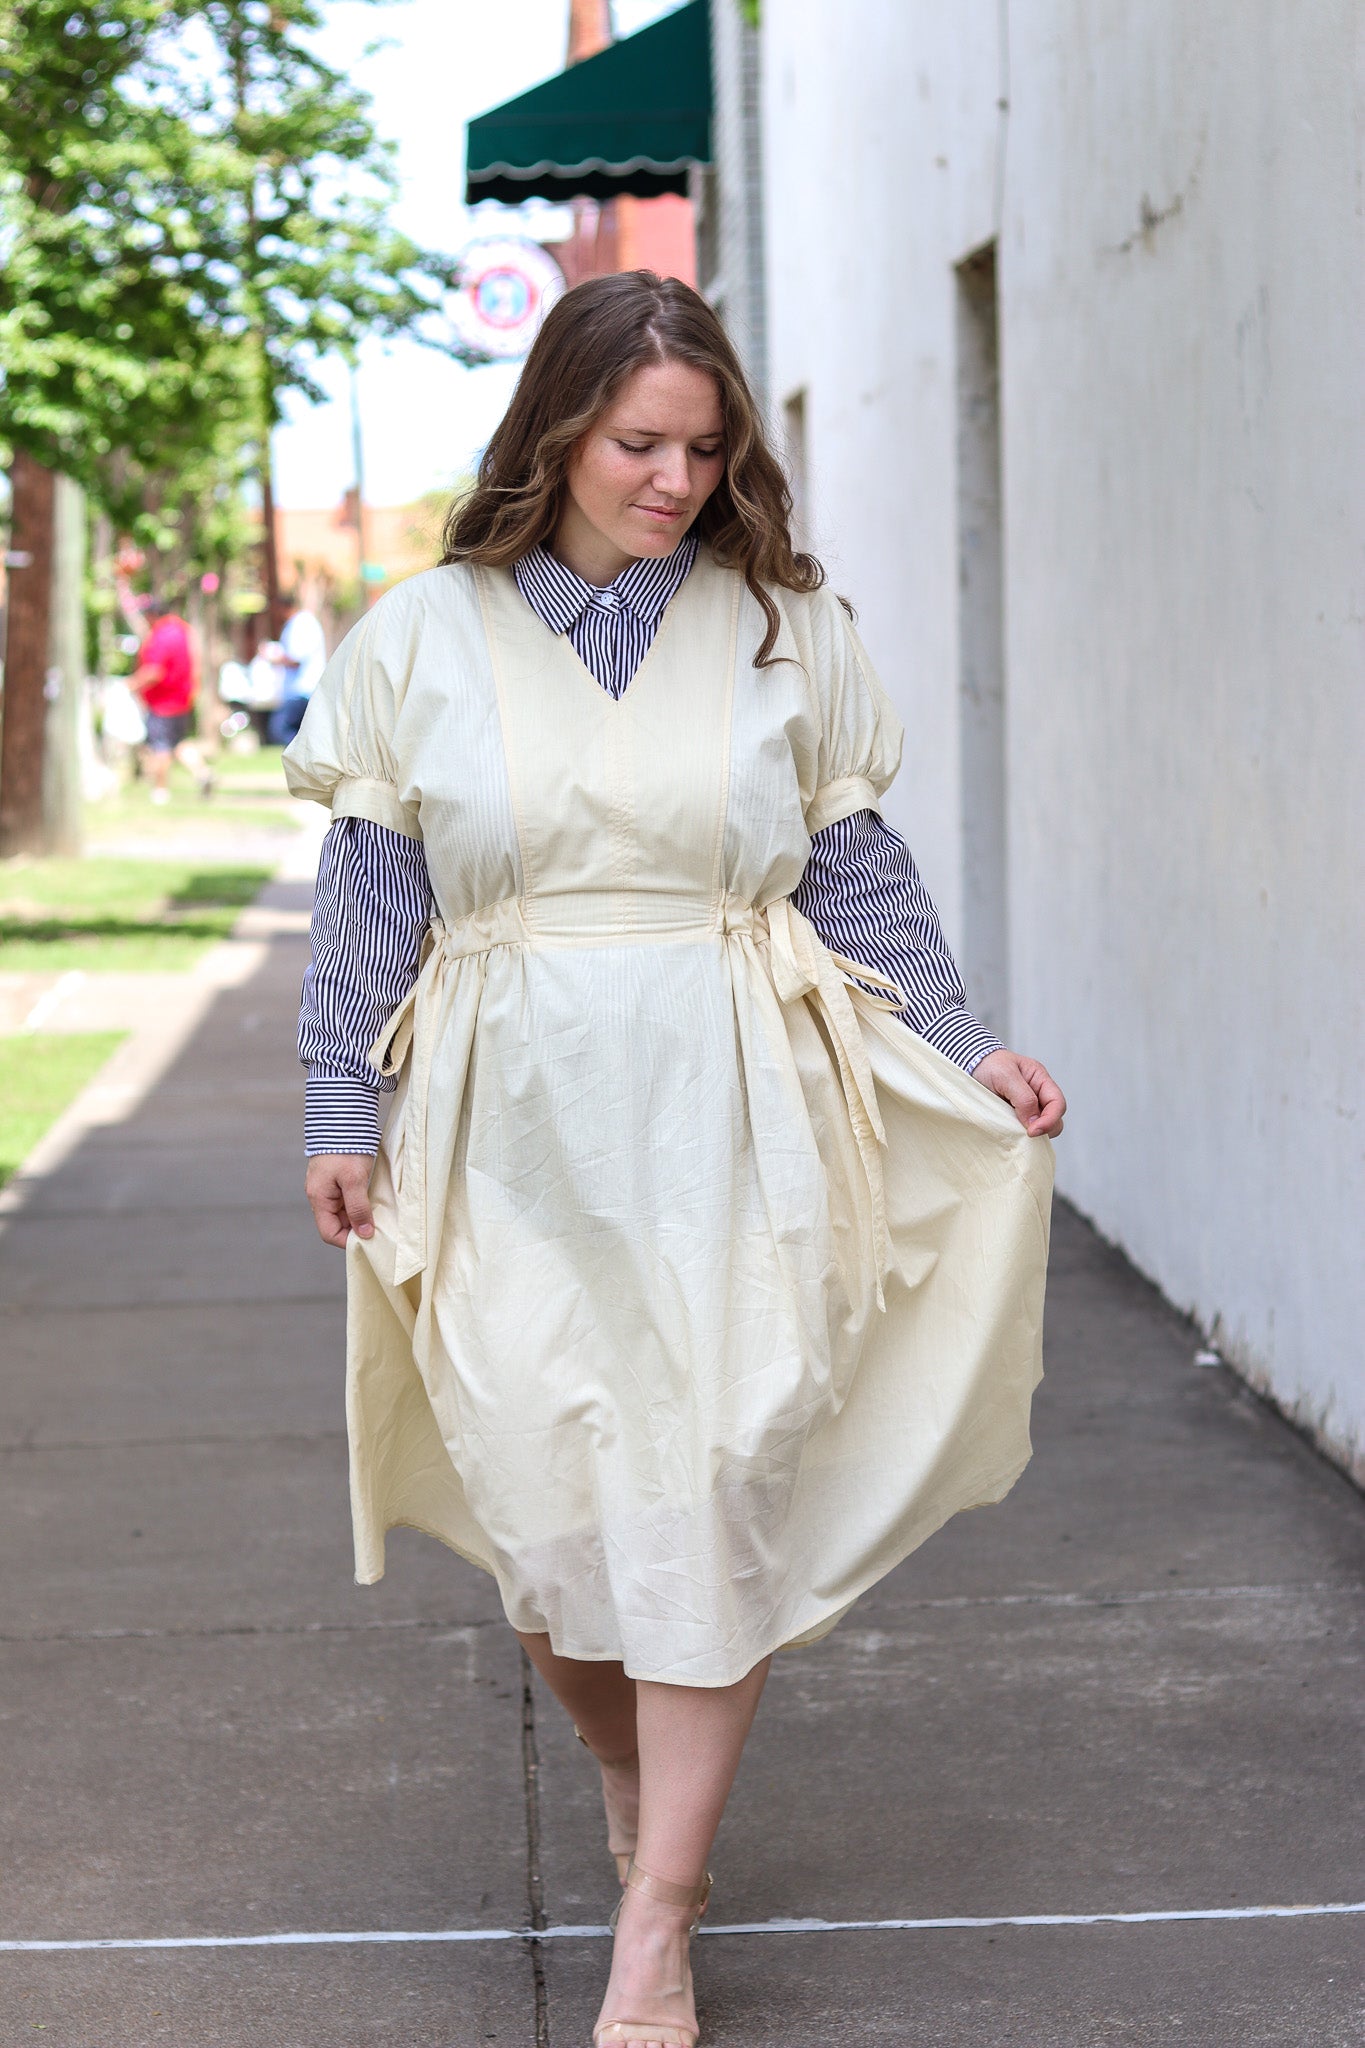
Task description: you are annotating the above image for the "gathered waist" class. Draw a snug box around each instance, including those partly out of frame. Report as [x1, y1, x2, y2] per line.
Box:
[417, 894, 907, 1031]
[418, 894, 784, 963]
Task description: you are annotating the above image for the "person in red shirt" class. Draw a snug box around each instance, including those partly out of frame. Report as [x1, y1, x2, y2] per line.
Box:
[131, 600, 212, 801]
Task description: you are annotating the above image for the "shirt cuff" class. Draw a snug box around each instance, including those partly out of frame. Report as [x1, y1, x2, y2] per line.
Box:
[916, 1005, 1006, 1074]
[804, 776, 886, 837]
[304, 1072, 384, 1157]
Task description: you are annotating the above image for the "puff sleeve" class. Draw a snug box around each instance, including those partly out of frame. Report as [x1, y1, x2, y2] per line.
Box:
[282, 606, 422, 842]
[801, 587, 905, 837]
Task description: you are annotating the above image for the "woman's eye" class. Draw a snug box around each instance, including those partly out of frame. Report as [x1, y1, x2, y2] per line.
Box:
[615, 441, 722, 457]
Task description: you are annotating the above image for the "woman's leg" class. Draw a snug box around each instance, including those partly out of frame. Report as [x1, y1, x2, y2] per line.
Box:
[517, 1632, 641, 1877]
[599, 1659, 771, 2041]
[517, 1630, 637, 1761]
[632, 1661, 770, 1880]
[516, 1634, 771, 2035]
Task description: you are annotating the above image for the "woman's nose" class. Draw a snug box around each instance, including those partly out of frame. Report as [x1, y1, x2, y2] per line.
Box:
[652, 449, 690, 497]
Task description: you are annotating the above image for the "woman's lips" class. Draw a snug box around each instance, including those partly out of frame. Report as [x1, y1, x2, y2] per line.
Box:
[634, 504, 684, 521]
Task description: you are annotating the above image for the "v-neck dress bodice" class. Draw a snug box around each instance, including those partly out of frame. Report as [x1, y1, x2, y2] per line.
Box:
[285, 551, 1052, 1685]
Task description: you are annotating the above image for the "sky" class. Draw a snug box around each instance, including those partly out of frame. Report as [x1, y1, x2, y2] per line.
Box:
[273, 0, 684, 509]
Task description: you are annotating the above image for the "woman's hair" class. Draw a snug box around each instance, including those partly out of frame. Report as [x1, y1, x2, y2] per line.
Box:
[441, 270, 825, 665]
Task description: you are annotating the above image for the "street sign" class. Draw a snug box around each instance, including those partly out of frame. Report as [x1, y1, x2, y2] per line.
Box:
[450, 236, 566, 360]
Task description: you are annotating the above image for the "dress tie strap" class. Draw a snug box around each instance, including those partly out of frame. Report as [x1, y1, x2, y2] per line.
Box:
[369, 900, 529, 1283]
[753, 898, 906, 1313]
[368, 926, 438, 1283]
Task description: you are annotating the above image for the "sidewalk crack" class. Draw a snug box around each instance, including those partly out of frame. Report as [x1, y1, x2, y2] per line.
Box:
[519, 1647, 551, 2047]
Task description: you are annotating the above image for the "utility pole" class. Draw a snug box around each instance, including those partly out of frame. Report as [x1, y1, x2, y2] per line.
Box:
[0, 450, 57, 856]
[349, 357, 371, 610]
[261, 451, 282, 635]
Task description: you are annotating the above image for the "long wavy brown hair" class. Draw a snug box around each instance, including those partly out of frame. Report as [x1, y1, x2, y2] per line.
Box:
[441, 270, 825, 665]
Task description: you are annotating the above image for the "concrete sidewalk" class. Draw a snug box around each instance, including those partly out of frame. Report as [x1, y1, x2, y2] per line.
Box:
[0, 873, 1361, 2046]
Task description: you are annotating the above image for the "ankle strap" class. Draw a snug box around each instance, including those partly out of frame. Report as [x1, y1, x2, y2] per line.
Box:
[622, 1860, 713, 1915]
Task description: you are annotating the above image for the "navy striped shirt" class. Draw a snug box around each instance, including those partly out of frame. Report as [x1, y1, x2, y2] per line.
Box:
[300, 542, 1003, 1154]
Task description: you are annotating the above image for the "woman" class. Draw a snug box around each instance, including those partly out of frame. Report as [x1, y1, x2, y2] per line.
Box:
[285, 272, 1062, 2048]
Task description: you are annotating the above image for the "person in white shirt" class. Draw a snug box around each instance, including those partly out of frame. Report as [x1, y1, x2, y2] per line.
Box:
[267, 594, 328, 746]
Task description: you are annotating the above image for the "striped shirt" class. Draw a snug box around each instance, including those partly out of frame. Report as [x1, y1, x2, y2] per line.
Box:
[300, 541, 1003, 1154]
[512, 534, 698, 694]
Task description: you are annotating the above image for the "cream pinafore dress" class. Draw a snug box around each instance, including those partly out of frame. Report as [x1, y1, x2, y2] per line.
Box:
[284, 550, 1053, 1686]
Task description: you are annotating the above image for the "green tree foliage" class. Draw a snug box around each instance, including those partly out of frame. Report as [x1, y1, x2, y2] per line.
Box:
[0, 1, 243, 521]
[182, 0, 476, 610]
[191, 0, 470, 436]
[0, 0, 471, 580]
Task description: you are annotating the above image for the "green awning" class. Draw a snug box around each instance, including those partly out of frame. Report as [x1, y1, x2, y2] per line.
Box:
[465, 0, 711, 205]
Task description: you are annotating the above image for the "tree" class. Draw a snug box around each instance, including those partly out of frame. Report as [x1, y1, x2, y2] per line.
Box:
[175, 0, 469, 628]
[0, 5, 240, 479]
[0, 0, 469, 852]
[0, 0, 243, 850]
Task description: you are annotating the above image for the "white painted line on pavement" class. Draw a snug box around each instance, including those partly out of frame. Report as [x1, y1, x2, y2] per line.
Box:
[841, 1581, 1340, 1616]
[21, 969, 87, 1033]
[5, 1901, 1362, 1952]
[704, 1903, 1365, 1933]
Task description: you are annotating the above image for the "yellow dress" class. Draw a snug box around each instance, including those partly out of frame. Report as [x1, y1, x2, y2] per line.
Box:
[284, 550, 1053, 1685]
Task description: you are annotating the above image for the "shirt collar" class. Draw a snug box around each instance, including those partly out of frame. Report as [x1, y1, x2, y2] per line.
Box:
[514, 530, 698, 636]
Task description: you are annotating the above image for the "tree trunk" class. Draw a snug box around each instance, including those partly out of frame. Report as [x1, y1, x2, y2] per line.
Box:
[0, 450, 57, 856]
[42, 475, 88, 856]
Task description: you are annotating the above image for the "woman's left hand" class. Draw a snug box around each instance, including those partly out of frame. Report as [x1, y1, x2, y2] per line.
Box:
[971, 1050, 1066, 1137]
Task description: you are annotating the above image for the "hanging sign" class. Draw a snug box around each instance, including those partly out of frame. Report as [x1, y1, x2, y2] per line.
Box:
[450, 236, 566, 360]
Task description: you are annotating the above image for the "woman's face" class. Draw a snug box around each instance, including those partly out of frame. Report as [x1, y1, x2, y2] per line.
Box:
[557, 358, 726, 582]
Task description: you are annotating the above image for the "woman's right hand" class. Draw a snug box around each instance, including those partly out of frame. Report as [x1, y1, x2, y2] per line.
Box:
[305, 1153, 377, 1248]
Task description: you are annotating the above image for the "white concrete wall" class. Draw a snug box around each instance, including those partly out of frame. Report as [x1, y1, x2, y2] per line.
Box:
[764, 0, 1004, 927]
[703, 0, 767, 396]
[762, 1, 1365, 1473]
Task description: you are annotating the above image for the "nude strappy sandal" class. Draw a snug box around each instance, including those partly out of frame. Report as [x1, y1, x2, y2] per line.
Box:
[592, 1860, 713, 2048]
[574, 1725, 639, 1885]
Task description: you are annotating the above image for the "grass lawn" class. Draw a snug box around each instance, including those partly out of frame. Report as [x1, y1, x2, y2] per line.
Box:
[210, 743, 292, 790]
[90, 791, 297, 837]
[84, 743, 302, 841]
[0, 1032, 127, 1187]
[0, 859, 272, 971]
